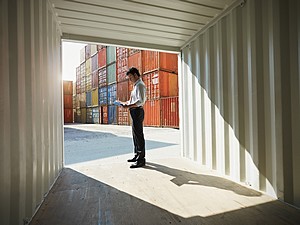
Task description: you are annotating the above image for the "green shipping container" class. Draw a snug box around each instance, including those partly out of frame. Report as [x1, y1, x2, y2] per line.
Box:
[106, 46, 116, 65]
[107, 63, 116, 84]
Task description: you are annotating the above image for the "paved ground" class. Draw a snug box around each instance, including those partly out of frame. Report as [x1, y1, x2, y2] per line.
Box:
[64, 124, 181, 165]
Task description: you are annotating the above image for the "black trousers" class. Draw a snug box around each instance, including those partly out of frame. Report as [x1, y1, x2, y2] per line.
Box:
[130, 107, 145, 160]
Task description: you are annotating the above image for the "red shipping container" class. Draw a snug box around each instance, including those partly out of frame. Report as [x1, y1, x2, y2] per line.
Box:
[117, 57, 128, 82]
[98, 48, 106, 69]
[64, 109, 73, 123]
[118, 106, 130, 125]
[161, 97, 179, 128]
[144, 99, 161, 127]
[91, 70, 98, 89]
[116, 47, 128, 59]
[64, 94, 73, 109]
[117, 80, 129, 102]
[142, 50, 178, 74]
[102, 105, 108, 124]
[98, 67, 107, 87]
[142, 73, 151, 100]
[143, 71, 178, 100]
[63, 81, 73, 95]
[128, 52, 142, 75]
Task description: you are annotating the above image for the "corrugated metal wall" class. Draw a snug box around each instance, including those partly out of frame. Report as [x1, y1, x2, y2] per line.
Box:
[0, 0, 63, 224]
[180, 0, 300, 207]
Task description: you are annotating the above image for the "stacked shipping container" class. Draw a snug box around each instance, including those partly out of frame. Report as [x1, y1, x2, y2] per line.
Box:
[72, 45, 179, 128]
[142, 51, 179, 128]
[63, 80, 73, 123]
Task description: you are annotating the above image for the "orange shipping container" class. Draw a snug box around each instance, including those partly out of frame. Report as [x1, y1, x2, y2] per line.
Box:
[142, 50, 178, 74]
[142, 73, 151, 100]
[63, 81, 73, 95]
[117, 80, 129, 102]
[116, 47, 128, 59]
[161, 97, 179, 128]
[128, 52, 142, 75]
[144, 99, 161, 127]
[102, 105, 108, 124]
[143, 71, 178, 99]
[64, 94, 73, 109]
[117, 57, 128, 82]
[117, 106, 130, 125]
[64, 109, 73, 123]
[98, 48, 106, 69]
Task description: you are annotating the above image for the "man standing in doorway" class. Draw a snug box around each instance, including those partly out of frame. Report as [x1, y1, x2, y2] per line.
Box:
[116, 67, 146, 168]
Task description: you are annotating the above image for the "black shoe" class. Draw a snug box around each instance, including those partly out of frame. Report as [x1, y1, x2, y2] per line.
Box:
[127, 156, 138, 162]
[130, 159, 146, 169]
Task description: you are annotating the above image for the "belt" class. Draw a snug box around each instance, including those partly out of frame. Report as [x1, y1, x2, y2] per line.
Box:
[129, 106, 143, 110]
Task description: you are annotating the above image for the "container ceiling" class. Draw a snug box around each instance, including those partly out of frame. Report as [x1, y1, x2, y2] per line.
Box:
[50, 0, 238, 52]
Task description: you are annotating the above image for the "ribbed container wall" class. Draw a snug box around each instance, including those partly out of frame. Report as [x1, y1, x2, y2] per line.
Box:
[161, 97, 179, 128]
[99, 87, 108, 106]
[80, 46, 86, 64]
[98, 47, 106, 69]
[108, 105, 117, 124]
[143, 50, 178, 74]
[144, 100, 161, 127]
[107, 83, 117, 105]
[63, 81, 73, 125]
[128, 51, 142, 75]
[107, 63, 116, 84]
[102, 105, 108, 124]
[91, 70, 98, 89]
[106, 46, 116, 65]
[0, 1, 63, 224]
[143, 71, 178, 99]
[180, 0, 300, 208]
[92, 107, 99, 124]
[91, 53, 98, 72]
[98, 67, 107, 87]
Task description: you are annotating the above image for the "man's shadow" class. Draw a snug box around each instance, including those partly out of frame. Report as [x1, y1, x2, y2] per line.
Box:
[144, 162, 262, 197]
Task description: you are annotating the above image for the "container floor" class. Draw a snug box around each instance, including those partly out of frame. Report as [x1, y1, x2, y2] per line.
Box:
[30, 125, 300, 225]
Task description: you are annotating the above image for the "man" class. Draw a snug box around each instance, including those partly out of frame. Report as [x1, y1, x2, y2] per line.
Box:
[117, 67, 146, 168]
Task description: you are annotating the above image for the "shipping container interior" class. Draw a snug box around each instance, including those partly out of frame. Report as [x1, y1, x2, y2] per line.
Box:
[2, 0, 300, 224]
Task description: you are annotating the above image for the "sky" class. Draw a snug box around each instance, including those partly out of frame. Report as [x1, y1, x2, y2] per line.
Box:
[62, 41, 86, 81]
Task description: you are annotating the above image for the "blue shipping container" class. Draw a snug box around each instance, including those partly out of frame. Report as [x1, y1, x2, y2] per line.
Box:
[98, 87, 107, 106]
[108, 105, 117, 124]
[107, 83, 117, 105]
[86, 91, 92, 107]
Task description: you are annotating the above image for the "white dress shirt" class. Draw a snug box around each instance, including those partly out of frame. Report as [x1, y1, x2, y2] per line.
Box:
[127, 78, 146, 107]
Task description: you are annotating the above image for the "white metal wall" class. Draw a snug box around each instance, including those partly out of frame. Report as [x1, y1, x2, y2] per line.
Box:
[0, 0, 63, 224]
[180, 0, 300, 208]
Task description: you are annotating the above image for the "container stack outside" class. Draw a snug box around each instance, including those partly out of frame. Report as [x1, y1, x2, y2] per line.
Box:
[142, 50, 179, 128]
[63, 80, 73, 123]
[116, 47, 130, 125]
[73, 45, 179, 128]
[106, 46, 117, 124]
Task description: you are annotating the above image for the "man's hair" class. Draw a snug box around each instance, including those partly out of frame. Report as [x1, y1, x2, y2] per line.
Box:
[126, 67, 141, 77]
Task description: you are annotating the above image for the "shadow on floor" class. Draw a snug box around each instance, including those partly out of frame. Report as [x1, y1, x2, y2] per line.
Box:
[144, 162, 262, 197]
[29, 168, 300, 225]
[64, 127, 177, 165]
